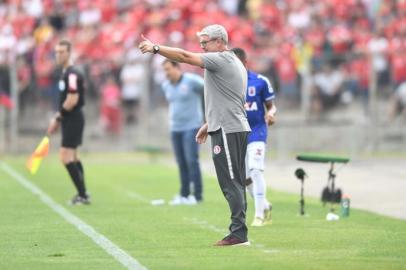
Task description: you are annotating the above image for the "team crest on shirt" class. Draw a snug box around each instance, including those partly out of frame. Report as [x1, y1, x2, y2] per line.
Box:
[58, 80, 65, 91]
[248, 86, 256, 96]
[213, 145, 221, 155]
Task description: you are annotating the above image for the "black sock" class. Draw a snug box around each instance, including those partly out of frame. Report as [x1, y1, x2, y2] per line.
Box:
[75, 160, 87, 197]
[75, 160, 84, 179]
[65, 162, 86, 197]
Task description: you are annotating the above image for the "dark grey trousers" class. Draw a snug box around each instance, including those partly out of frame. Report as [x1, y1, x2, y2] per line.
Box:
[210, 129, 248, 241]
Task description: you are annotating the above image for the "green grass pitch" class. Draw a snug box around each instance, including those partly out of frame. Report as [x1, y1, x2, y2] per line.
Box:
[0, 153, 405, 270]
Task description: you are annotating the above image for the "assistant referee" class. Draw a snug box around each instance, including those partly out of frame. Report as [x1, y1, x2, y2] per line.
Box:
[47, 40, 89, 205]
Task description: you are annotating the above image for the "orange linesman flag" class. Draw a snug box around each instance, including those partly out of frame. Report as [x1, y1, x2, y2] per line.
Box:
[26, 136, 50, 175]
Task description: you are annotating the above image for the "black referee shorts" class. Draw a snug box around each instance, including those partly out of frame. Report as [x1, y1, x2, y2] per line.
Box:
[61, 111, 84, 148]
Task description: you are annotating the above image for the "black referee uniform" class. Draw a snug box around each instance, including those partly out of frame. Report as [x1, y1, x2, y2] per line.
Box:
[59, 66, 85, 148]
[59, 66, 88, 201]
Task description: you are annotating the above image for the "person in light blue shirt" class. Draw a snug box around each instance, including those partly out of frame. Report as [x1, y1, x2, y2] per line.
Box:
[161, 60, 204, 205]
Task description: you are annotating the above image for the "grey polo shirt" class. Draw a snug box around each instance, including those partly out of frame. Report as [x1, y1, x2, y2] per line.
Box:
[201, 50, 251, 133]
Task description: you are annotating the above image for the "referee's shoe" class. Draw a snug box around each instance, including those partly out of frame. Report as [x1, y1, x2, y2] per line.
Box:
[69, 194, 91, 205]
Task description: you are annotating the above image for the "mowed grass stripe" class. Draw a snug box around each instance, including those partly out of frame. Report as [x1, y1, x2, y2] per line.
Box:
[0, 162, 147, 270]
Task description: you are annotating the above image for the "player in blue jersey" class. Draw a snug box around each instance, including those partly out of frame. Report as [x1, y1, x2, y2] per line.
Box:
[232, 48, 277, 227]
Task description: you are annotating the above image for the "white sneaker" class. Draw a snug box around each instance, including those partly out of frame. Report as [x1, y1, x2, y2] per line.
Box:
[169, 195, 188, 205]
[326, 212, 340, 221]
[263, 204, 272, 225]
[251, 217, 265, 227]
[185, 195, 197, 205]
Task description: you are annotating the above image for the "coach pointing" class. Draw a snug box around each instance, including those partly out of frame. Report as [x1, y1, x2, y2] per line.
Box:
[139, 24, 251, 246]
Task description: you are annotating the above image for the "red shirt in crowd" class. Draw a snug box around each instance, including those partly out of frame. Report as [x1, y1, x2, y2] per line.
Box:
[391, 54, 406, 84]
[328, 25, 352, 54]
[275, 46, 297, 83]
[347, 57, 370, 89]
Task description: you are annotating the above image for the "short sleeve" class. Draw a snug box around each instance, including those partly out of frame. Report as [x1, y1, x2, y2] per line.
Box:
[68, 73, 78, 93]
[258, 74, 275, 102]
[201, 52, 224, 72]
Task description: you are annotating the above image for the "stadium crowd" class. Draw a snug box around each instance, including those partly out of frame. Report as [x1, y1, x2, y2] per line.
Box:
[1, 0, 406, 128]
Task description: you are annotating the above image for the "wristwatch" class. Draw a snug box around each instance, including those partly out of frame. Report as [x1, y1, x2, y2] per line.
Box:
[153, 45, 160, 54]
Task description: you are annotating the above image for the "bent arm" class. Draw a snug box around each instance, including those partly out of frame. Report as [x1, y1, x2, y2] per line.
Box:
[265, 100, 274, 112]
[264, 100, 276, 126]
[63, 93, 79, 111]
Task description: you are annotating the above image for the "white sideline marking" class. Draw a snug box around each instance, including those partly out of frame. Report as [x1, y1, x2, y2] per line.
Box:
[184, 217, 228, 235]
[121, 190, 165, 206]
[124, 191, 150, 204]
[0, 163, 147, 270]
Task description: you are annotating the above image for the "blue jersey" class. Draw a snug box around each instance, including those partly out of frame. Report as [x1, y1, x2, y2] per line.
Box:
[245, 70, 275, 143]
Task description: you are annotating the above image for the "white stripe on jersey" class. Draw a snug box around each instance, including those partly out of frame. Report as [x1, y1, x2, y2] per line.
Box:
[257, 74, 275, 96]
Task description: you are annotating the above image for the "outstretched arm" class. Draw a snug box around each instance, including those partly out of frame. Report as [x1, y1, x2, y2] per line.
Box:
[139, 35, 204, 68]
